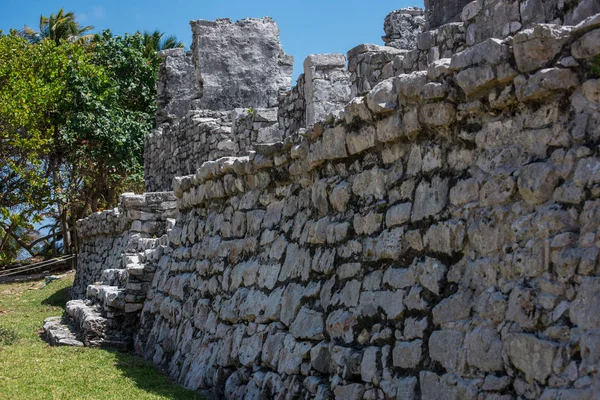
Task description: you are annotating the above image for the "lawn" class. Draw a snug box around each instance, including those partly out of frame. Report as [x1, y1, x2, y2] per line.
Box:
[0, 272, 203, 400]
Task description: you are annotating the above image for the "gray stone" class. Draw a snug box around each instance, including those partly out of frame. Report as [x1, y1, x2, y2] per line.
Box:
[571, 29, 600, 59]
[393, 340, 422, 369]
[290, 307, 325, 340]
[465, 327, 504, 372]
[518, 163, 559, 205]
[506, 333, 558, 383]
[570, 277, 600, 330]
[513, 24, 572, 73]
[429, 330, 465, 372]
[190, 17, 292, 110]
[383, 7, 425, 50]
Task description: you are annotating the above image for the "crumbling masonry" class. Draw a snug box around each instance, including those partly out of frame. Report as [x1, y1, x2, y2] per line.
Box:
[44, 1, 600, 399]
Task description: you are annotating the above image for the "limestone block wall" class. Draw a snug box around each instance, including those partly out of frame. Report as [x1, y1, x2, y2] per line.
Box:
[155, 48, 202, 125]
[348, 44, 409, 97]
[74, 192, 177, 299]
[349, 0, 599, 100]
[383, 7, 425, 50]
[190, 17, 293, 111]
[231, 107, 282, 151]
[278, 73, 306, 137]
[132, 14, 600, 399]
[144, 111, 233, 192]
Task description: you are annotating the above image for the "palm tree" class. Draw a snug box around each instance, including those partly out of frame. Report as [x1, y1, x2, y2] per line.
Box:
[21, 8, 94, 45]
[141, 30, 184, 58]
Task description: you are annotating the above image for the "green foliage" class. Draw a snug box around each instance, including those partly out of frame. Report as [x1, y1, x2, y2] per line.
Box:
[0, 9, 183, 263]
[141, 30, 184, 59]
[21, 8, 94, 45]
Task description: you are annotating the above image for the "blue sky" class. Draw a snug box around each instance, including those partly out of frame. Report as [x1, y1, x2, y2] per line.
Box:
[0, 0, 423, 81]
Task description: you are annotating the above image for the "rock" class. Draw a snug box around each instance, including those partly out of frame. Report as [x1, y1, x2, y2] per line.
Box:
[411, 176, 449, 222]
[515, 68, 580, 102]
[366, 78, 398, 114]
[513, 24, 572, 73]
[419, 103, 456, 126]
[156, 49, 201, 124]
[304, 54, 351, 126]
[360, 346, 381, 383]
[330, 181, 351, 213]
[383, 7, 425, 50]
[310, 342, 333, 374]
[571, 29, 600, 59]
[465, 327, 504, 372]
[290, 307, 325, 340]
[392, 340, 422, 369]
[450, 38, 511, 69]
[429, 330, 465, 372]
[518, 163, 559, 205]
[456, 65, 497, 97]
[432, 291, 472, 325]
[190, 17, 293, 110]
[506, 333, 558, 383]
[334, 383, 365, 400]
[570, 277, 600, 330]
[414, 257, 447, 296]
[386, 203, 412, 227]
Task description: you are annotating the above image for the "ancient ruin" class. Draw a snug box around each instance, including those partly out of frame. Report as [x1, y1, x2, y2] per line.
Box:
[44, 1, 600, 398]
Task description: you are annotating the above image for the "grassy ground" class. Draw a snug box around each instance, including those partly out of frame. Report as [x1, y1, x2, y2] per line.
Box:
[0, 272, 203, 400]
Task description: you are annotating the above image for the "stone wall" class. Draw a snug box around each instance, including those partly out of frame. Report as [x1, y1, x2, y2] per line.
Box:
[73, 192, 177, 299]
[156, 48, 202, 125]
[144, 111, 232, 192]
[383, 7, 425, 50]
[190, 17, 293, 111]
[278, 74, 306, 138]
[130, 13, 600, 399]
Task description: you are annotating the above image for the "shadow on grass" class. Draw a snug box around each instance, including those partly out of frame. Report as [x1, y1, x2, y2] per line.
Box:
[112, 351, 207, 399]
[41, 285, 72, 309]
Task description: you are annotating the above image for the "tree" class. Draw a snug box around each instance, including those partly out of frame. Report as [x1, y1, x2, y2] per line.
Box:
[21, 8, 94, 45]
[0, 32, 75, 262]
[141, 30, 184, 58]
[1, 10, 183, 264]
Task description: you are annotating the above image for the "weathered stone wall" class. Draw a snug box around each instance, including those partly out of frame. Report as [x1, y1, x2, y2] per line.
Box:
[74, 193, 177, 299]
[304, 54, 352, 127]
[131, 13, 600, 399]
[232, 107, 282, 150]
[144, 110, 232, 192]
[155, 48, 202, 125]
[190, 17, 293, 111]
[348, 44, 409, 97]
[278, 74, 306, 137]
[383, 7, 425, 50]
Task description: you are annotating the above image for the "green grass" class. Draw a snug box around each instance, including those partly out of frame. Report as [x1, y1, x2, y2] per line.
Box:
[0, 273, 203, 400]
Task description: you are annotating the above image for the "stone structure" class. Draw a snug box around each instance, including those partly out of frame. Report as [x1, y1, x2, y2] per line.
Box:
[190, 17, 293, 111]
[155, 48, 201, 124]
[383, 7, 425, 50]
[44, 3, 600, 399]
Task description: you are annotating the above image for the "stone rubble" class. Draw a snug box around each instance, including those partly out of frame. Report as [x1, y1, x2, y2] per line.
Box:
[44, 2, 600, 399]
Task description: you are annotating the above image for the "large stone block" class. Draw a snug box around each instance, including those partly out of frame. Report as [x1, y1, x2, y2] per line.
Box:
[190, 18, 293, 110]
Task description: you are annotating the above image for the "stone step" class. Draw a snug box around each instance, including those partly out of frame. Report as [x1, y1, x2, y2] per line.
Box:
[66, 300, 108, 342]
[43, 316, 84, 347]
[61, 300, 132, 350]
[100, 268, 129, 287]
[43, 315, 131, 351]
[85, 285, 126, 310]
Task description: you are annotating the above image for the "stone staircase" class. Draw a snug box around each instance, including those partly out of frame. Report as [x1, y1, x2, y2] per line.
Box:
[43, 235, 166, 351]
